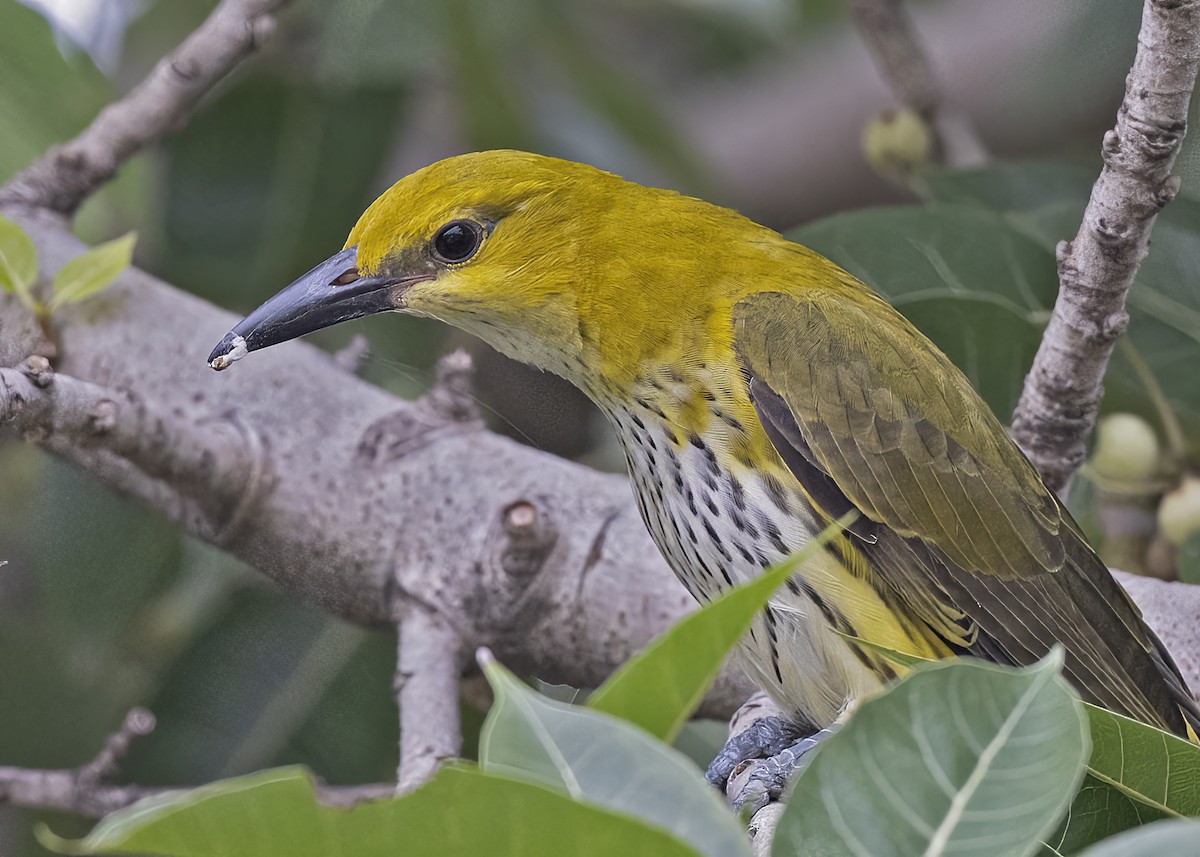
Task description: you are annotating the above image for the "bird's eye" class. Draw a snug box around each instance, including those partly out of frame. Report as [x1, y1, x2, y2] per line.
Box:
[431, 220, 483, 264]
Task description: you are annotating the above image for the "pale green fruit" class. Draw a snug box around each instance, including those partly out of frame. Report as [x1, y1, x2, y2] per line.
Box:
[1158, 476, 1200, 546]
[862, 108, 932, 178]
[1091, 413, 1161, 483]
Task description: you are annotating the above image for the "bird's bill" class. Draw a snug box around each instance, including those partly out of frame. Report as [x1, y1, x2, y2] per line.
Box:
[207, 246, 424, 371]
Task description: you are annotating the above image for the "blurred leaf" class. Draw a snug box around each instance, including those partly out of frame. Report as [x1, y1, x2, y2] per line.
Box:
[155, 76, 403, 308]
[534, 3, 706, 187]
[793, 205, 1058, 418]
[0, 212, 38, 306]
[588, 516, 850, 742]
[772, 654, 1089, 857]
[49, 232, 135, 309]
[442, 0, 535, 150]
[1178, 533, 1200, 586]
[923, 161, 1095, 214]
[48, 765, 702, 857]
[1046, 704, 1200, 853]
[920, 161, 1200, 445]
[479, 655, 750, 857]
[0, 0, 111, 183]
[1074, 820, 1200, 857]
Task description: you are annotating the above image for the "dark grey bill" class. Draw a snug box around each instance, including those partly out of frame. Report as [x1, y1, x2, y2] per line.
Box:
[207, 246, 420, 370]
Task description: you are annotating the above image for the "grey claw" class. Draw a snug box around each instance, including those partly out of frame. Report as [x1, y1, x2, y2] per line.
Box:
[705, 715, 805, 788]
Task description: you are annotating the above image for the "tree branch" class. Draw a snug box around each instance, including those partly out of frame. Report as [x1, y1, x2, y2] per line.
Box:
[1012, 0, 1200, 493]
[395, 606, 465, 791]
[847, 0, 987, 166]
[0, 0, 290, 215]
[0, 707, 393, 818]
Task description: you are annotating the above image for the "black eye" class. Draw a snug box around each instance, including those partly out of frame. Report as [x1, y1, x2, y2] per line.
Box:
[431, 219, 483, 264]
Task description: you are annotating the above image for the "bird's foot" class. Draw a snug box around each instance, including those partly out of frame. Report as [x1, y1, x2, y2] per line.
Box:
[704, 713, 806, 789]
[725, 725, 839, 815]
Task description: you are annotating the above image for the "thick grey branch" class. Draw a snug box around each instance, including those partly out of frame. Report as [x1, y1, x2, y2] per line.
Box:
[847, 0, 986, 166]
[1012, 0, 1200, 492]
[0, 357, 262, 542]
[0, 0, 289, 215]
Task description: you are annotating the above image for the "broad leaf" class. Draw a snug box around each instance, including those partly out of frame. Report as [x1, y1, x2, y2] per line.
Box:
[50, 232, 136, 310]
[921, 160, 1200, 442]
[772, 654, 1089, 857]
[1046, 704, 1200, 853]
[1073, 819, 1200, 857]
[479, 655, 751, 857]
[588, 515, 852, 741]
[48, 765, 701, 857]
[0, 212, 37, 307]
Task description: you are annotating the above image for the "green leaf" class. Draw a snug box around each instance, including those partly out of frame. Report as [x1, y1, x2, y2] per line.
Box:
[1178, 533, 1200, 585]
[792, 205, 1058, 418]
[916, 160, 1200, 447]
[0, 0, 112, 184]
[0, 212, 37, 307]
[50, 232, 136, 310]
[923, 161, 1095, 215]
[588, 514, 853, 742]
[772, 654, 1089, 857]
[1046, 703, 1200, 853]
[1073, 819, 1200, 857]
[479, 654, 751, 857]
[47, 765, 702, 857]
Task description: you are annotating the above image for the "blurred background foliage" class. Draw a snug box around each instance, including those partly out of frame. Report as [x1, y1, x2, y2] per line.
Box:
[2, 0, 1199, 853]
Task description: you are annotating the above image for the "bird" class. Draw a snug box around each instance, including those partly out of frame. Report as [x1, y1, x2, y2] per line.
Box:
[209, 150, 1200, 803]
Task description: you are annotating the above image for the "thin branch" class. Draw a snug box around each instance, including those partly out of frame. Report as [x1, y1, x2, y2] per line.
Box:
[848, 0, 987, 166]
[395, 608, 465, 792]
[1012, 0, 1200, 493]
[0, 704, 395, 817]
[0, 0, 290, 216]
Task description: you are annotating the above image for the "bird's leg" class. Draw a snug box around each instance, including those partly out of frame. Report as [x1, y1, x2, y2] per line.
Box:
[725, 723, 840, 815]
[706, 691, 816, 787]
[705, 713, 806, 788]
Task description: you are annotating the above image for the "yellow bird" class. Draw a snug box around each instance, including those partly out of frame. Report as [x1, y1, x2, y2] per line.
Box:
[210, 150, 1199, 801]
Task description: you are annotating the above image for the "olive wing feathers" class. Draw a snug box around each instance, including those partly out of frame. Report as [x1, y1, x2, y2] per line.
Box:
[733, 289, 1199, 737]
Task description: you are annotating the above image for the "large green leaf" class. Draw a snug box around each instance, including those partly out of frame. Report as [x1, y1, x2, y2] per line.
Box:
[588, 516, 851, 742]
[792, 205, 1059, 418]
[922, 160, 1200, 444]
[479, 655, 750, 857]
[772, 654, 1089, 857]
[1073, 819, 1200, 857]
[1046, 704, 1200, 854]
[49, 765, 701, 857]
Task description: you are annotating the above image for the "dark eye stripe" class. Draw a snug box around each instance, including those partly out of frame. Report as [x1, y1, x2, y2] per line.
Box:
[432, 220, 483, 263]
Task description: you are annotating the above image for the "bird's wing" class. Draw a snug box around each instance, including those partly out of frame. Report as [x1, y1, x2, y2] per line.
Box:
[733, 288, 1199, 737]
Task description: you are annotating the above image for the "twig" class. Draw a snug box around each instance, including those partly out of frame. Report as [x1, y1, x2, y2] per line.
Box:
[0, 705, 395, 817]
[0, 0, 290, 215]
[76, 708, 156, 788]
[848, 0, 987, 166]
[1011, 0, 1200, 494]
[395, 607, 465, 792]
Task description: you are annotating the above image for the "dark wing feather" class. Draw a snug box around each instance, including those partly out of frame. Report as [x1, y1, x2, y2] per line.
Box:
[735, 289, 1200, 738]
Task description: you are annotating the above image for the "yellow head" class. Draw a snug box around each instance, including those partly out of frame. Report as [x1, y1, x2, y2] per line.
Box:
[208, 150, 802, 395]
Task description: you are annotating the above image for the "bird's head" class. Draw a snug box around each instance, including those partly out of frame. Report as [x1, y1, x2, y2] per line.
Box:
[209, 150, 785, 393]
